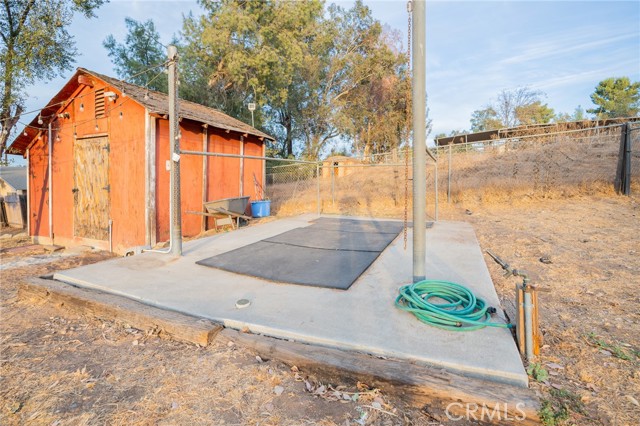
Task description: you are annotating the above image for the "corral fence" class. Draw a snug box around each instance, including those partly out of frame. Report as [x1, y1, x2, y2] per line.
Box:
[263, 122, 639, 219]
[182, 122, 638, 221]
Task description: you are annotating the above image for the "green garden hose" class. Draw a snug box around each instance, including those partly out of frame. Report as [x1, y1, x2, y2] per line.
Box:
[395, 280, 514, 331]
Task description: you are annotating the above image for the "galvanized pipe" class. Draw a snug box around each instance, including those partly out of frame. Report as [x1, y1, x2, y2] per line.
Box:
[412, 0, 426, 282]
[168, 45, 182, 256]
[179, 149, 318, 164]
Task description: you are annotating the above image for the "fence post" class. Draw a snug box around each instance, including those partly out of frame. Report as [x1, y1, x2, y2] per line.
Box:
[447, 143, 452, 203]
[316, 162, 321, 216]
[615, 123, 628, 195]
[624, 125, 632, 195]
[434, 159, 438, 221]
[331, 164, 335, 206]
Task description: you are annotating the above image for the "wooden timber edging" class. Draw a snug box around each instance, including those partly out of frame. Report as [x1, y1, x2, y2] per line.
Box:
[222, 329, 541, 425]
[18, 277, 222, 346]
[18, 277, 540, 424]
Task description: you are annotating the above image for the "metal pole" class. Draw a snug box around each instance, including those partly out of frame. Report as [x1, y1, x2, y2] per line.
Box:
[48, 122, 53, 243]
[447, 143, 452, 203]
[412, 0, 426, 282]
[168, 45, 182, 256]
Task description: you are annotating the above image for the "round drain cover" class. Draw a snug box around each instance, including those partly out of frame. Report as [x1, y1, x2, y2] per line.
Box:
[236, 299, 251, 309]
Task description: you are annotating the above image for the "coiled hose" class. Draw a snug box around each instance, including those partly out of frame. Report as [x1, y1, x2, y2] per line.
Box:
[395, 280, 513, 331]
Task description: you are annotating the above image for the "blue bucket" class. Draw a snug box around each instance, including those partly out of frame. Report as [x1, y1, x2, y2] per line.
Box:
[251, 200, 271, 217]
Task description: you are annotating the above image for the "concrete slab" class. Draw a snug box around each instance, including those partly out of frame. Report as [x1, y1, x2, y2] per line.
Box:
[53, 214, 528, 387]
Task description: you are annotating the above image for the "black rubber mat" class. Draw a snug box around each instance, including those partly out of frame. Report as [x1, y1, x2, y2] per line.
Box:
[196, 218, 402, 290]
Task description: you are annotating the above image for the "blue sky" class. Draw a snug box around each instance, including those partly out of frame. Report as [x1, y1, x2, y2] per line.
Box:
[13, 0, 640, 157]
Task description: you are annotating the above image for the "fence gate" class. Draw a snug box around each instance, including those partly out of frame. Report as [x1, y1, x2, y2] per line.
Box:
[73, 136, 110, 240]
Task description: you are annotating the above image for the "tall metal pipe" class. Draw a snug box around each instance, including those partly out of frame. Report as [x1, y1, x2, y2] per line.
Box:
[168, 45, 182, 256]
[412, 0, 426, 282]
[48, 122, 53, 243]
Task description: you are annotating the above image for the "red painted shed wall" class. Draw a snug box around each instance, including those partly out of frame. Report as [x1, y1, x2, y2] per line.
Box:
[26, 74, 266, 252]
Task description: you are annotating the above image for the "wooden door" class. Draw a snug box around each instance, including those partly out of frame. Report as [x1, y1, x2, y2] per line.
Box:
[73, 136, 110, 240]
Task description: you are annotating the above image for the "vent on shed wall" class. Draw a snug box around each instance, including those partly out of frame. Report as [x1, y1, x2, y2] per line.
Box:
[95, 88, 105, 118]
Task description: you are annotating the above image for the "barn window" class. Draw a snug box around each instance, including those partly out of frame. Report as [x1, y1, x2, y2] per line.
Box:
[95, 88, 105, 118]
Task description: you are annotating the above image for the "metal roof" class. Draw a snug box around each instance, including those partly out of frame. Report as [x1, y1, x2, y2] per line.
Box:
[8, 68, 274, 156]
[435, 116, 640, 146]
[0, 166, 27, 191]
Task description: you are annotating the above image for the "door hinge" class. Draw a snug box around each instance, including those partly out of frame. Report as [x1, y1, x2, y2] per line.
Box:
[102, 145, 110, 153]
[102, 184, 110, 192]
[72, 188, 78, 193]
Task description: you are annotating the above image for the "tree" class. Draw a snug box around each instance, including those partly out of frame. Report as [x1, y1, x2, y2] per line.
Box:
[494, 87, 543, 127]
[554, 105, 586, 123]
[323, 14, 410, 158]
[515, 101, 554, 125]
[180, 0, 409, 160]
[587, 77, 640, 118]
[103, 18, 168, 92]
[180, 0, 325, 157]
[469, 87, 546, 132]
[296, 1, 411, 159]
[470, 106, 502, 132]
[0, 0, 106, 158]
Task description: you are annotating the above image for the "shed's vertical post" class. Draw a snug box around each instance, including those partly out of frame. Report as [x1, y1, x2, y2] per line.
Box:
[239, 135, 244, 197]
[202, 124, 208, 232]
[26, 148, 30, 236]
[47, 122, 53, 243]
[168, 45, 182, 256]
[144, 110, 158, 247]
[412, 0, 426, 282]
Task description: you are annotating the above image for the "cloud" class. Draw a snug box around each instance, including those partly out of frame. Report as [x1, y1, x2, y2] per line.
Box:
[500, 32, 637, 66]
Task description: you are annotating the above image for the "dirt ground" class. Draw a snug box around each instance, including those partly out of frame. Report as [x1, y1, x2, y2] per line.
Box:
[1, 192, 639, 425]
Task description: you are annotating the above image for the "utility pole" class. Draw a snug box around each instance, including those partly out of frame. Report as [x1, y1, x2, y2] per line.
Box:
[168, 45, 182, 256]
[412, 0, 426, 282]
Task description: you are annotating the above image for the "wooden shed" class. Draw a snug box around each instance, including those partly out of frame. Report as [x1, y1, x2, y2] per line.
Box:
[8, 68, 273, 253]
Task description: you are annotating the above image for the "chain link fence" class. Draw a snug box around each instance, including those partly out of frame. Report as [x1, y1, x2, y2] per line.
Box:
[265, 123, 638, 218]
